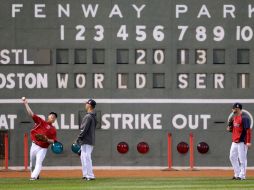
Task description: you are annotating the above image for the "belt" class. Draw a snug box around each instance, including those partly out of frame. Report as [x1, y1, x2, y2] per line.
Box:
[32, 141, 42, 147]
[32, 141, 48, 149]
[233, 141, 243, 144]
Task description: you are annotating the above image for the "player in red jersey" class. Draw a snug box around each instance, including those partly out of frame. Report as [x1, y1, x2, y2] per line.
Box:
[22, 97, 57, 180]
[227, 103, 252, 180]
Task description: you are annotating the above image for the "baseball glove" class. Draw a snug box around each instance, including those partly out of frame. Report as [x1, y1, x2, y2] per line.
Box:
[227, 117, 233, 132]
[35, 134, 48, 142]
[228, 117, 233, 127]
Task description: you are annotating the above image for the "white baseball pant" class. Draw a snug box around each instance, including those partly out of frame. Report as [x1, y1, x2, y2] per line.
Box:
[80, 144, 95, 179]
[30, 142, 47, 179]
[229, 142, 248, 179]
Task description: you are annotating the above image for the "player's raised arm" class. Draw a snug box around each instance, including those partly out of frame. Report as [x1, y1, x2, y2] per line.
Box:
[21, 97, 34, 117]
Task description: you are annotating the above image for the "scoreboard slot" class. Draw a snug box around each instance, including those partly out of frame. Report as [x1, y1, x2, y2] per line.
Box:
[213, 49, 225, 64]
[237, 49, 249, 64]
[92, 49, 105, 64]
[56, 49, 69, 64]
[237, 73, 249, 89]
[135, 49, 146, 64]
[117, 73, 128, 89]
[74, 49, 87, 64]
[75, 73, 86, 88]
[153, 73, 165, 88]
[177, 49, 189, 65]
[117, 49, 129, 64]
[195, 49, 207, 65]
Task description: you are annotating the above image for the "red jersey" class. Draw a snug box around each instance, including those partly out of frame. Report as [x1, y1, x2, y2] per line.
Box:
[30, 114, 57, 148]
[232, 113, 251, 144]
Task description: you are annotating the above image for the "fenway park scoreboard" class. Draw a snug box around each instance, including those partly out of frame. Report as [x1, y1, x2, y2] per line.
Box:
[0, 0, 254, 167]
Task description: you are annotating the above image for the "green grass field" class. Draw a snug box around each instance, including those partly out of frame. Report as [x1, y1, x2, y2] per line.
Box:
[0, 177, 254, 190]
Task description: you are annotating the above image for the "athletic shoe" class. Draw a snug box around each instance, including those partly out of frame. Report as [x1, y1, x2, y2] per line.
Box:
[83, 177, 95, 181]
[236, 177, 245, 180]
[30, 175, 40, 180]
[232, 176, 237, 180]
[86, 178, 95, 181]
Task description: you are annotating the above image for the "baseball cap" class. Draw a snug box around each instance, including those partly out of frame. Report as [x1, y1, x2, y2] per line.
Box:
[49, 112, 58, 118]
[232, 103, 242, 110]
[86, 99, 96, 108]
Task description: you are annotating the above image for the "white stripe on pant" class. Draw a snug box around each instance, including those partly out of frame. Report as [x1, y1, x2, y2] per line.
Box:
[30, 142, 47, 179]
[80, 144, 95, 179]
[229, 142, 248, 179]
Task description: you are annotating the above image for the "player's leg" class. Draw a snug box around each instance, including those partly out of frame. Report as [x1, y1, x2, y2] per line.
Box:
[245, 145, 248, 176]
[238, 143, 247, 179]
[229, 142, 240, 178]
[85, 144, 94, 179]
[81, 144, 95, 179]
[80, 145, 87, 178]
[31, 147, 47, 179]
[30, 143, 37, 176]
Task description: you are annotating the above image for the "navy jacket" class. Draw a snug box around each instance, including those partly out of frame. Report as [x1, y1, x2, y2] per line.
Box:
[77, 111, 97, 146]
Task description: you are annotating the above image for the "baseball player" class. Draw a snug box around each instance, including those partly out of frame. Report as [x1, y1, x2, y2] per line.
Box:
[76, 99, 97, 180]
[22, 97, 58, 180]
[227, 103, 252, 180]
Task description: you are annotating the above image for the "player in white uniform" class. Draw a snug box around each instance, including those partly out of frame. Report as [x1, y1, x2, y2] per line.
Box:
[227, 103, 252, 180]
[22, 97, 57, 180]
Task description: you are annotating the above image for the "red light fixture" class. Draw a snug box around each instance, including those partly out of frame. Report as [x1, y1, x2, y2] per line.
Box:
[117, 142, 129, 154]
[197, 142, 209, 154]
[177, 142, 189, 154]
[137, 142, 149, 154]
